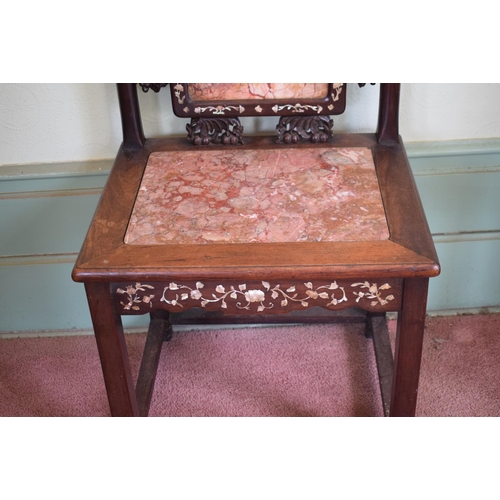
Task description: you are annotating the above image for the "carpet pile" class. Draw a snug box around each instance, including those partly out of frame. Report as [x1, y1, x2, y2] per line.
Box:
[1, 314, 499, 416]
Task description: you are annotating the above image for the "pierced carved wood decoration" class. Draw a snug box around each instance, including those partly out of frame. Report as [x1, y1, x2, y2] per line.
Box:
[139, 83, 168, 93]
[276, 115, 333, 144]
[186, 117, 244, 145]
[113, 279, 402, 315]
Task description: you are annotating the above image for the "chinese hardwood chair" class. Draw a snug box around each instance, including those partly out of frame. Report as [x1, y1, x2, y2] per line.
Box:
[72, 83, 440, 417]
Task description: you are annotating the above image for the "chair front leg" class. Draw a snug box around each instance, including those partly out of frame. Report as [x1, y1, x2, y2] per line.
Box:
[85, 282, 139, 416]
[390, 277, 429, 417]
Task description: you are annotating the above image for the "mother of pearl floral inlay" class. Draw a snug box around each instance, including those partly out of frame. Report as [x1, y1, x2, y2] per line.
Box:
[124, 147, 389, 245]
[161, 281, 348, 312]
[116, 281, 396, 313]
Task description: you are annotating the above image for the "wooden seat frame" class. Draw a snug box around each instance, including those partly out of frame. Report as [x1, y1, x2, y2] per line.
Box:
[72, 83, 440, 417]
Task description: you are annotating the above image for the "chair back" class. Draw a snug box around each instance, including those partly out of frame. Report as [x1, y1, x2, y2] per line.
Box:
[117, 83, 400, 150]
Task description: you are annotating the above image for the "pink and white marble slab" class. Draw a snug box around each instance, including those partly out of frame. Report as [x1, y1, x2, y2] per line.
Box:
[187, 83, 329, 101]
[124, 147, 389, 245]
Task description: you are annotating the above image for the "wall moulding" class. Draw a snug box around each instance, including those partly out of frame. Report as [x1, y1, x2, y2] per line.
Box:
[3, 138, 500, 182]
[2, 138, 500, 332]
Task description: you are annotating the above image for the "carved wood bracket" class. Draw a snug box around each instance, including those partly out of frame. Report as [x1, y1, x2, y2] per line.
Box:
[276, 115, 333, 144]
[186, 117, 244, 145]
[139, 83, 168, 93]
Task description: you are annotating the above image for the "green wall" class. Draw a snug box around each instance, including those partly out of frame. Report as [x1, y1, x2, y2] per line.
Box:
[1, 139, 499, 333]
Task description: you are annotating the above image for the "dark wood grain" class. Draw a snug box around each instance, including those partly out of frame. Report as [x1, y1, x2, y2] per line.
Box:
[168, 306, 368, 325]
[117, 83, 145, 150]
[369, 313, 394, 416]
[390, 278, 429, 416]
[135, 310, 171, 417]
[377, 84, 400, 144]
[375, 144, 440, 264]
[85, 282, 139, 416]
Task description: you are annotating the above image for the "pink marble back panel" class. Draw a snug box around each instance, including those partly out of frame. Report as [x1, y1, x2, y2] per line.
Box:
[124, 147, 389, 245]
[187, 84, 329, 101]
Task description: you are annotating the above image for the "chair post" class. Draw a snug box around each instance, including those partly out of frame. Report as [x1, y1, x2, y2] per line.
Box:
[377, 83, 401, 144]
[117, 83, 145, 150]
[390, 277, 429, 416]
[85, 281, 139, 416]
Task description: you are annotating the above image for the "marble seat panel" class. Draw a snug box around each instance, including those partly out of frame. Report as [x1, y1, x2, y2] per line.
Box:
[124, 147, 390, 245]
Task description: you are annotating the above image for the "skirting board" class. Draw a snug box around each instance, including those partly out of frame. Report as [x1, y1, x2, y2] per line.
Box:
[1, 138, 500, 333]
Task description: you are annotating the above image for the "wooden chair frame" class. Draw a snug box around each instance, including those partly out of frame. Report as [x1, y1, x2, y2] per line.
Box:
[72, 83, 440, 417]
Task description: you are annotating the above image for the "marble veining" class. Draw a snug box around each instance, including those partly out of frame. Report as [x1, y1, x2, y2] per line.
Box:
[187, 83, 329, 101]
[124, 147, 389, 245]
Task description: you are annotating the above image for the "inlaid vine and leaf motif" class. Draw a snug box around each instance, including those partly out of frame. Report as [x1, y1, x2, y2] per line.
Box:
[194, 105, 246, 115]
[272, 103, 323, 114]
[172, 83, 185, 104]
[117, 283, 155, 311]
[352, 281, 395, 307]
[160, 281, 348, 312]
[331, 83, 343, 101]
[114, 280, 399, 313]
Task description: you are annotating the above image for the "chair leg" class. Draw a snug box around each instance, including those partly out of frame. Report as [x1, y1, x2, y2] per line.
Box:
[369, 313, 394, 417]
[135, 310, 172, 416]
[390, 278, 429, 417]
[85, 282, 139, 416]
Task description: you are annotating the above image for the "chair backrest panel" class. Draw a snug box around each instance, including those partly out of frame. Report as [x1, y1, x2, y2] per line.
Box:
[117, 83, 401, 150]
[170, 83, 347, 118]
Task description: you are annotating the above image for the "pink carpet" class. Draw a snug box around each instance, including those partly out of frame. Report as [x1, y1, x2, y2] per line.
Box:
[1, 314, 499, 416]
